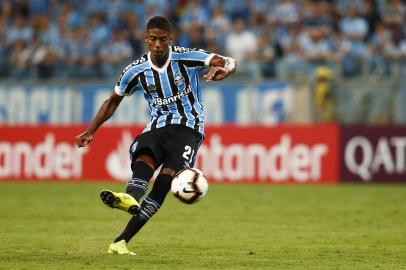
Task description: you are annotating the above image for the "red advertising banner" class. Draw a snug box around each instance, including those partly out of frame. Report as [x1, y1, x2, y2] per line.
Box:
[0, 125, 339, 184]
[340, 125, 406, 183]
[0, 126, 141, 183]
[198, 125, 339, 183]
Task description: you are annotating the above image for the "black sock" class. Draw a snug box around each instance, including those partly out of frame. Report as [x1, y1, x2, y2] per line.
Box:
[146, 173, 173, 205]
[115, 174, 173, 243]
[126, 161, 154, 201]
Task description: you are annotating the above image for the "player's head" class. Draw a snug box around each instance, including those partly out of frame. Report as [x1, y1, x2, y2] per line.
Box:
[145, 16, 173, 58]
[147, 16, 172, 33]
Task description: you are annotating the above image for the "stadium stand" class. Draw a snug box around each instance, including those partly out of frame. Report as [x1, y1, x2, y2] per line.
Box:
[0, 0, 405, 80]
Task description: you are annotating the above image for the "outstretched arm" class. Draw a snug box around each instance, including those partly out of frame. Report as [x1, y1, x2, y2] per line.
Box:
[204, 55, 237, 81]
[75, 91, 124, 147]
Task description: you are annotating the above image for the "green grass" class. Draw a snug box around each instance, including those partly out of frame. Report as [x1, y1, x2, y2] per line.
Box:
[0, 183, 405, 270]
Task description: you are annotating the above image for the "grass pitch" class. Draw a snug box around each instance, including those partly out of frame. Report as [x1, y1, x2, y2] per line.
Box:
[0, 183, 405, 270]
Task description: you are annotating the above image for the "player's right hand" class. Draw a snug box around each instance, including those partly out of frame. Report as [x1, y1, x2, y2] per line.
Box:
[75, 131, 93, 147]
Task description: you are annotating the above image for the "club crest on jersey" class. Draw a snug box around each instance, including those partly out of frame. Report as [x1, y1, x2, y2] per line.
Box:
[174, 74, 185, 86]
[147, 85, 157, 92]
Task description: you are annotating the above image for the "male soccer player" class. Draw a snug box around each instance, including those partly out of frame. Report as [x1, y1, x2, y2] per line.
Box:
[75, 16, 236, 255]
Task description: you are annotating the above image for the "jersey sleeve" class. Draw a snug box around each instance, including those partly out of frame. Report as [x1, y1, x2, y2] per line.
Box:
[173, 47, 215, 68]
[115, 65, 141, 96]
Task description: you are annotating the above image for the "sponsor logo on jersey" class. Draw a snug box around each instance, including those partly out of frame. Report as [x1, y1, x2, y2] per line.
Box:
[152, 85, 192, 106]
[172, 46, 198, 53]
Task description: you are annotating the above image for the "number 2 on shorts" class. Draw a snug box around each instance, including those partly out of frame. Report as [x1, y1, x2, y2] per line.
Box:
[182, 145, 195, 163]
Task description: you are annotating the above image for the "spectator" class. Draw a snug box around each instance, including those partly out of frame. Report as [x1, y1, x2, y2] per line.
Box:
[277, 22, 307, 80]
[28, 0, 51, 16]
[256, 35, 276, 78]
[339, 4, 368, 76]
[205, 6, 231, 50]
[271, 0, 299, 25]
[178, 0, 210, 46]
[382, 0, 405, 30]
[361, 0, 382, 40]
[118, 11, 143, 58]
[180, 24, 207, 49]
[0, 15, 8, 76]
[30, 35, 58, 78]
[83, 0, 109, 16]
[0, 0, 404, 80]
[368, 22, 391, 75]
[88, 13, 110, 44]
[225, 18, 259, 79]
[6, 16, 33, 46]
[99, 29, 133, 78]
[382, 30, 406, 76]
[64, 25, 100, 78]
[298, 26, 335, 71]
[302, 1, 332, 38]
[8, 40, 32, 78]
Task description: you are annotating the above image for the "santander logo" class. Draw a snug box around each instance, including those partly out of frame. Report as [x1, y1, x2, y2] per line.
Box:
[0, 133, 88, 179]
[105, 131, 133, 181]
[196, 134, 329, 182]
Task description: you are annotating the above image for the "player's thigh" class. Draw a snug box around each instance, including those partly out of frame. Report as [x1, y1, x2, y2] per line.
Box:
[162, 126, 203, 171]
[129, 130, 163, 168]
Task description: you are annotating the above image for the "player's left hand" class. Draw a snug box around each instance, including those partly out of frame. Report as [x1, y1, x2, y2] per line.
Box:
[204, 66, 229, 81]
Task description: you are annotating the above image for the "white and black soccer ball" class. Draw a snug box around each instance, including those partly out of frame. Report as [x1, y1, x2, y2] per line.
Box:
[171, 168, 208, 204]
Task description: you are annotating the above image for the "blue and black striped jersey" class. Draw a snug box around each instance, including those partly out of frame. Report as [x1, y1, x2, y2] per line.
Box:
[115, 46, 214, 135]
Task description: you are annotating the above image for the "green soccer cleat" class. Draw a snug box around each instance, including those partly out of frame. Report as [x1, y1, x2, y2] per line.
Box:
[100, 190, 140, 215]
[107, 240, 136, 255]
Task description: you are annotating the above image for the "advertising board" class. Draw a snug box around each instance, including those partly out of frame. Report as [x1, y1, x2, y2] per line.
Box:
[340, 126, 406, 183]
[0, 125, 339, 183]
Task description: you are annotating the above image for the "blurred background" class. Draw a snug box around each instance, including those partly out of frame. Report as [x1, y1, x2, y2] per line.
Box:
[2, 2, 406, 268]
[0, 0, 405, 123]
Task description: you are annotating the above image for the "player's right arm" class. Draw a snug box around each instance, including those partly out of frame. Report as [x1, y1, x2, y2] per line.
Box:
[75, 56, 144, 148]
[75, 92, 123, 147]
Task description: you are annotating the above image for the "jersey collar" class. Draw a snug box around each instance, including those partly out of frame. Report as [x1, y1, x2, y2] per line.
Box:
[148, 46, 172, 73]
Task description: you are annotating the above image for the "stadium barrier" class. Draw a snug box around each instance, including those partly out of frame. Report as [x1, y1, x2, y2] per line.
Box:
[2, 124, 403, 183]
[0, 82, 292, 125]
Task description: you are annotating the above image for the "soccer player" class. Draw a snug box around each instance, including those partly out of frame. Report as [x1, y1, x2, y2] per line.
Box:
[75, 16, 236, 255]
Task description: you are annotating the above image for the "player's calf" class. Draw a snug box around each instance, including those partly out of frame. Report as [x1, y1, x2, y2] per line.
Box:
[126, 160, 155, 201]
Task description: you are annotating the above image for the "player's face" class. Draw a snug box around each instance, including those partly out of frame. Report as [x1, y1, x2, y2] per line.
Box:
[145, 28, 172, 59]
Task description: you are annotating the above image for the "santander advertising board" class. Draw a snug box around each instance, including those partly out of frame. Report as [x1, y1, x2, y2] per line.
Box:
[0, 125, 339, 183]
[197, 125, 338, 183]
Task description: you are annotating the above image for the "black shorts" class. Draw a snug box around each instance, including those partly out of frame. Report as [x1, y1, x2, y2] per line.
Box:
[129, 124, 204, 171]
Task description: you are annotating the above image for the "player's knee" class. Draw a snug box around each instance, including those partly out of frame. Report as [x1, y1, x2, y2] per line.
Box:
[159, 167, 177, 177]
[135, 154, 157, 171]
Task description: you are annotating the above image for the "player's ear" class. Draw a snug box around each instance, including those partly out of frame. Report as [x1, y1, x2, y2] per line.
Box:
[144, 32, 149, 42]
[169, 34, 173, 44]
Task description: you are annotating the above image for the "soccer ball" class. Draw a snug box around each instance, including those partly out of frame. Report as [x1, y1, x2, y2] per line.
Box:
[171, 168, 208, 204]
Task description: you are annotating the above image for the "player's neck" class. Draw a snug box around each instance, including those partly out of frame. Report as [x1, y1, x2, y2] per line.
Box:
[150, 50, 169, 68]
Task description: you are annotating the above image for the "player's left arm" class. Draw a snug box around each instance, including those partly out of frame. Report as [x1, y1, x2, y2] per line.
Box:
[204, 55, 237, 81]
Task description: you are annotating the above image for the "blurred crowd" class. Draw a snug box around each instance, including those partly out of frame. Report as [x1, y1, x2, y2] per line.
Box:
[0, 0, 406, 80]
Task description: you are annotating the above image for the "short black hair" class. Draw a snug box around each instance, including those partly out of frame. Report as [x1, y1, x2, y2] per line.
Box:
[146, 16, 172, 33]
